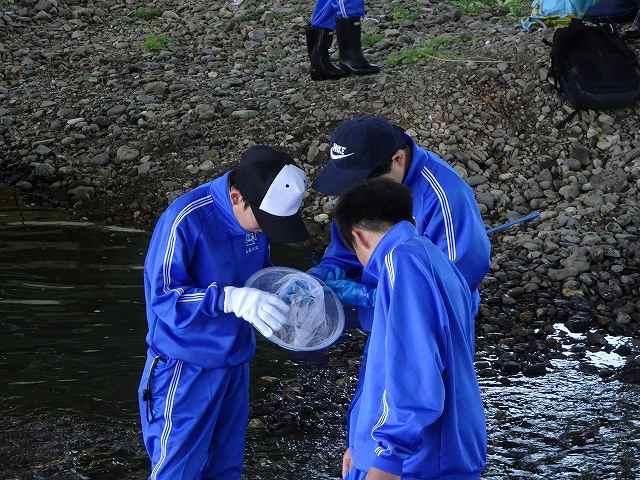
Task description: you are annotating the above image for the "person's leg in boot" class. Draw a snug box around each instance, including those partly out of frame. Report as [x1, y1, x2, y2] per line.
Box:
[335, 0, 381, 75]
[307, 0, 347, 80]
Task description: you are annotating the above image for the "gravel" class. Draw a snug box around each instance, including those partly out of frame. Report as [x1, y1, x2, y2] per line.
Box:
[1, 0, 639, 401]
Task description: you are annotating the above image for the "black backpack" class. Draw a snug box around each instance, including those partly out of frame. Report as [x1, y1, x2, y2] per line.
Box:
[550, 19, 640, 109]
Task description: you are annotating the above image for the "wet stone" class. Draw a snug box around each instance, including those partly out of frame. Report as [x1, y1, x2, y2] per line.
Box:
[32, 162, 55, 177]
[619, 357, 640, 384]
[477, 368, 496, 378]
[34, 144, 52, 156]
[501, 361, 521, 375]
[523, 364, 547, 377]
[68, 186, 94, 200]
[92, 152, 110, 166]
[15, 180, 33, 190]
[565, 314, 592, 333]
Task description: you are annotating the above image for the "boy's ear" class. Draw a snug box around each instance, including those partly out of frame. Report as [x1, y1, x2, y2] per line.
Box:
[229, 188, 243, 206]
[352, 227, 371, 251]
[391, 149, 407, 169]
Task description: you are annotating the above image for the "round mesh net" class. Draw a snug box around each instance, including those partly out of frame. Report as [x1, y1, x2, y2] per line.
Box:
[245, 267, 345, 351]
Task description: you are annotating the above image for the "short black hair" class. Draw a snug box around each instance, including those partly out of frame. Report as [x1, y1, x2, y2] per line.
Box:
[334, 179, 414, 250]
[228, 169, 250, 210]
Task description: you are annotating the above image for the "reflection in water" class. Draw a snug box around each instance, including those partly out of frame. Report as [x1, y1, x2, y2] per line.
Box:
[0, 211, 310, 419]
[483, 361, 639, 479]
[1, 209, 639, 478]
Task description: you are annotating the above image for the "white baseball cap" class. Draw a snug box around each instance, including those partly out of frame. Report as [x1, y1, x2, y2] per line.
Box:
[234, 145, 309, 243]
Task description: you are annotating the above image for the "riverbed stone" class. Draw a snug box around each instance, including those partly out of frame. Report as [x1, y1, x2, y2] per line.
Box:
[32, 162, 56, 177]
[116, 146, 139, 163]
[68, 185, 94, 200]
[195, 103, 217, 121]
[231, 109, 258, 120]
[144, 81, 168, 95]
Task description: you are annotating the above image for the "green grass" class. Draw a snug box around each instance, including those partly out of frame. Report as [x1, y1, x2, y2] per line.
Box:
[134, 6, 162, 20]
[143, 34, 171, 52]
[386, 36, 453, 66]
[452, 0, 490, 16]
[501, 0, 529, 17]
[362, 31, 384, 49]
[0, 0, 15, 7]
[452, 0, 529, 17]
[391, 6, 420, 22]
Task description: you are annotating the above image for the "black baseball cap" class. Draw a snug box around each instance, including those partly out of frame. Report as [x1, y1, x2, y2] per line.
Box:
[234, 145, 309, 243]
[312, 116, 409, 195]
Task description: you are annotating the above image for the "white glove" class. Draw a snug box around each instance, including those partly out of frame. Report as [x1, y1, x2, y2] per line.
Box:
[223, 286, 289, 338]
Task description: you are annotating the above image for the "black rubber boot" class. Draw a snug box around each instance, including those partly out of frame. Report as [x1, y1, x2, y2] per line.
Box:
[336, 17, 381, 75]
[305, 24, 347, 81]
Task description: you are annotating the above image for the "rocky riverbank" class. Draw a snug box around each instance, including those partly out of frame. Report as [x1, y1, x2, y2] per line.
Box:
[2, 0, 639, 376]
[2, 0, 640, 477]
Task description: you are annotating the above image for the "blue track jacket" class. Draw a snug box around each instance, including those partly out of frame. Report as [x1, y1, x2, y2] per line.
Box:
[144, 173, 269, 368]
[310, 136, 491, 331]
[348, 221, 487, 478]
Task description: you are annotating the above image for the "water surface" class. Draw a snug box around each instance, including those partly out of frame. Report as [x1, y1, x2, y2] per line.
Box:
[1, 206, 638, 479]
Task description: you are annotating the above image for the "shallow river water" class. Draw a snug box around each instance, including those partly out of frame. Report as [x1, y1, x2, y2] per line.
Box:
[1, 207, 639, 479]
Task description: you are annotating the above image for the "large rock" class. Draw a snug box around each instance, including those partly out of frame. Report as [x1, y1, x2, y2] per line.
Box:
[549, 249, 591, 281]
[195, 103, 217, 121]
[34, 144, 52, 156]
[144, 81, 168, 95]
[231, 109, 258, 120]
[33, 0, 56, 12]
[116, 146, 140, 163]
[32, 162, 55, 177]
[68, 185, 94, 200]
[559, 183, 580, 200]
[619, 357, 640, 384]
[107, 105, 127, 117]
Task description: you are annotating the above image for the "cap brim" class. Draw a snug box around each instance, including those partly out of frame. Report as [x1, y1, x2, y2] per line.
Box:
[312, 162, 372, 196]
[254, 209, 309, 243]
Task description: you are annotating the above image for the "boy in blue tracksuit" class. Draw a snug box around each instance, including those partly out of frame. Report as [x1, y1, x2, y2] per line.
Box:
[334, 179, 487, 480]
[138, 145, 308, 479]
[311, 116, 491, 333]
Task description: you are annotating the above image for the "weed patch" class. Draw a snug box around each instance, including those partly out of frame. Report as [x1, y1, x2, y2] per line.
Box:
[143, 34, 171, 52]
[386, 36, 453, 65]
[362, 32, 384, 48]
[452, 0, 529, 17]
[391, 6, 420, 23]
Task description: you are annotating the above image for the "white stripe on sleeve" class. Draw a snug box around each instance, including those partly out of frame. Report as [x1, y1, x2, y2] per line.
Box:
[421, 168, 457, 261]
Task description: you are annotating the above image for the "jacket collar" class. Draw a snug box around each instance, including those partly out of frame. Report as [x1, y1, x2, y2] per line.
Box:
[364, 221, 417, 281]
[209, 172, 246, 236]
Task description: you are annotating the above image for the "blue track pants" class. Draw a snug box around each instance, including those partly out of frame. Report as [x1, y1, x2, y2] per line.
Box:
[344, 467, 367, 480]
[138, 351, 249, 480]
[311, 0, 365, 29]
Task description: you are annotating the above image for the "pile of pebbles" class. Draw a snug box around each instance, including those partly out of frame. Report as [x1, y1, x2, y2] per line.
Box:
[1, 0, 638, 399]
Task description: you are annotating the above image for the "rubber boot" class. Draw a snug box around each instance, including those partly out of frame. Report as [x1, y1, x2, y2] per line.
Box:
[336, 17, 381, 75]
[305, 24, 347, 81]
